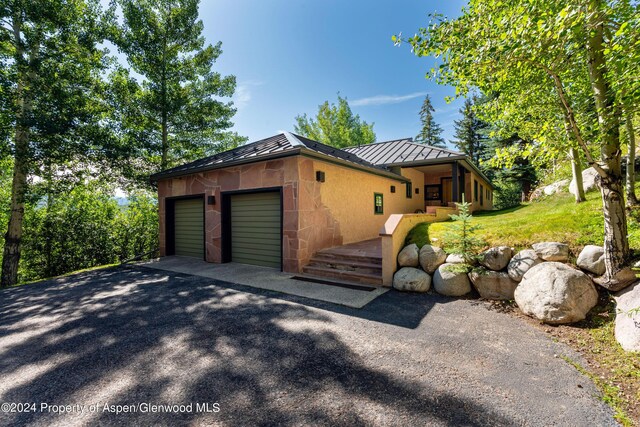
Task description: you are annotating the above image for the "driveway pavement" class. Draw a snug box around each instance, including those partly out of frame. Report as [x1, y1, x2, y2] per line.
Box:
[0, 266, 616, 426]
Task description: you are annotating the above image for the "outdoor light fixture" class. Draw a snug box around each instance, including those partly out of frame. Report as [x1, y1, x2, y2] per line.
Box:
[207, 195, 216, 205]
[415, 188, 420, 195]
[390, 185, 396, 193]
[316, 171, 325, 182]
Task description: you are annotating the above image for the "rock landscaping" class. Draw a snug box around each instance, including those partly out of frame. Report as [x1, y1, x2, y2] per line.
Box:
[393, 240, 639, 349]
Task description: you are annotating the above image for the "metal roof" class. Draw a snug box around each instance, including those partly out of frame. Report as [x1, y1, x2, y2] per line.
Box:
[150, 133, 405, 182]
[343, 138, 466, 166]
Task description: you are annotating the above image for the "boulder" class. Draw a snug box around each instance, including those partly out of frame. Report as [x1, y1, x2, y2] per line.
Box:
[393, 267, 431, 293]
[514, 262, 598, 324]
[614, 282, 640, 352]
[469, 269, 518, 300]
[569, 167, 599, 196]
[446, 253, 466, 264]
[508, 249, 543, 282]
[593, 267, 637, 292]
[543, 179, 569, 195]
[397, 243, 419, 267]
[576, 245, 605, 276]
[419, 245, 447, 274]
[532, 242, 569, 262]
[433, 263, 472, 297]
[479, 246, 513, 271]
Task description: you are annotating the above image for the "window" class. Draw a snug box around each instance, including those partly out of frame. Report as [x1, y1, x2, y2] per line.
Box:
[405, 182, 413, 198]
[425, 185, 441, 201]
[480, 184, 484, 206]
[374, 193, 384, 214]
[474, 180, 478, 202]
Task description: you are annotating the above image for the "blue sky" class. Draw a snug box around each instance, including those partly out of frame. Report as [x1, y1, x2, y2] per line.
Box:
[200, 0, 469, 147]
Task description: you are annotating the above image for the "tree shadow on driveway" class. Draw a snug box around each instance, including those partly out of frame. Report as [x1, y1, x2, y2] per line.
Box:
[0, 266, 520, 426]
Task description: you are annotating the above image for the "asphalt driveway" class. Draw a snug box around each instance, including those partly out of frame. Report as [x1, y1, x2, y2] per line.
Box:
[0, 266, 616, 426]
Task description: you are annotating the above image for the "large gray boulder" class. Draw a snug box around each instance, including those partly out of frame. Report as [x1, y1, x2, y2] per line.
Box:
[614, 282, 640, 352]
[593, 267, 638, 292]
[419, 245, 447, 274]
[514, 262, 599, 324]
[397, 243, 419, 267]
[469, 269, 518, 300]
[508, 249, 543, 282]
[569, 167, 599, 196]
[576, 245, 605, 276]
[532, 242, 569, 262]
[446, 253, 466, 264]
[479, 246, 513, 271]
[433, 263, 472, 297]
[543, 179, 569, 195]
[393, 267, 431, 293]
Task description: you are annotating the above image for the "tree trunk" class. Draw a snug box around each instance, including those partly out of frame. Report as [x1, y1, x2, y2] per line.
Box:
[1, 14, 31, 288]
[625, 107, 637, 207]
[586, 0, 629, 280]
[569, 147, 586, 203]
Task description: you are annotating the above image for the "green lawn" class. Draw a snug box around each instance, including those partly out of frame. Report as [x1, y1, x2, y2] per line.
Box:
[428, 191, 640, 257]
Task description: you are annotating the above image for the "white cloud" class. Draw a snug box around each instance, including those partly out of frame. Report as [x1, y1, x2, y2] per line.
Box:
[233, 80, 262, 110]
[351, 91, 429, 107]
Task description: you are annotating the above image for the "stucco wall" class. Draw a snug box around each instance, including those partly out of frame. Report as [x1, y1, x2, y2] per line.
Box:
[301, 158, 417, 247]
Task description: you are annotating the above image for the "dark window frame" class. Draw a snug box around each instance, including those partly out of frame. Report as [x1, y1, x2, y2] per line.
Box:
[374, 193, 384, 215]
[405, 182, 413, 199]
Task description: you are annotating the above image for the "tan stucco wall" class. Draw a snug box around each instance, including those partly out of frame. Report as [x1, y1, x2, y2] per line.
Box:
[301, 158, 417, 248]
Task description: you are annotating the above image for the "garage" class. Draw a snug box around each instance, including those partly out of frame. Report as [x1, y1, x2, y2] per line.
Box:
[173, 197, 204, 259]
[228, 191, 282, 269]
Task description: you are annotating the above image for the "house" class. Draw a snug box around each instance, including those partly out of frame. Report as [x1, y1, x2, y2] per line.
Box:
[150, 132, 493, 283]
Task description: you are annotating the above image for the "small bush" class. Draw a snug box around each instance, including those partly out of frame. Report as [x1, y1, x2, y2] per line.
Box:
[493, 179, 522, 210]
[404, 222, 430, 249]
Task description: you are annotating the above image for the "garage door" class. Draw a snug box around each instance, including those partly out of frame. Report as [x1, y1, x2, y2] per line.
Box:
[174, 198, 204, 258]
[231, 192, 281, 268]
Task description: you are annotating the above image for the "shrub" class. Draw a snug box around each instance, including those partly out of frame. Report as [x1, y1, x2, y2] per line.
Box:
[442, 198, 486, 266]
[493, 179, 522, 210]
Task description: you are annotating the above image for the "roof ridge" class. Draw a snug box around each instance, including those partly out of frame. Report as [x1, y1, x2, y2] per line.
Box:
[291, 133, 389, 171]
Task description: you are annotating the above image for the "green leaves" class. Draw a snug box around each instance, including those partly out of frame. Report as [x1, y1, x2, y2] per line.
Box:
[294, 95, 375, 148]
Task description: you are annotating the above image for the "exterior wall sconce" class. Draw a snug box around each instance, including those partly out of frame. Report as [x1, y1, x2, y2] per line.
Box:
[390, 185, 396, 193]
[316, 171, 325, 182]
[207, 195, 216, 205]
[415, 188, 420, 195]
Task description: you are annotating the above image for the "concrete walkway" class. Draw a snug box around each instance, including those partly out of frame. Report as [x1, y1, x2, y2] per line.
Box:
[137, 256, 388, 308]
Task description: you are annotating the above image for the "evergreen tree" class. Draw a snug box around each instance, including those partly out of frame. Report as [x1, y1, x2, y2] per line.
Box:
[415, 95, 445, 147]
[294, 95, 375, 148]
[113, 0, 243, 171]
[452, 97, 489, 164]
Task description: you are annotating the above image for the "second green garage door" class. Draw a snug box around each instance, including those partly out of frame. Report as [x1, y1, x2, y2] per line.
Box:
[230, 191, 281, 269]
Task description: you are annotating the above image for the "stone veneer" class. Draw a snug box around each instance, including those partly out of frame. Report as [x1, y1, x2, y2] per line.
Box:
[158, 156, 342, 273]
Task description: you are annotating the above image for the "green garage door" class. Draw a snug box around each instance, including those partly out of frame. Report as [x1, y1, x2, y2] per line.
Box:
[231, 192, 281, 268]
[174, 198, 204, 258]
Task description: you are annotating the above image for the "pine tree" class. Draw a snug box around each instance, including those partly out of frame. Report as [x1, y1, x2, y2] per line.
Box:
[415, 95, 445, 147]
[452, 97, 489, 164]
[113, 0, 242, 171]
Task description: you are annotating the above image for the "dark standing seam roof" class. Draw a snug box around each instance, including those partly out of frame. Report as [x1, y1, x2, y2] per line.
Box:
[149, 133, 400, 181]
[343, 138, 465, 166]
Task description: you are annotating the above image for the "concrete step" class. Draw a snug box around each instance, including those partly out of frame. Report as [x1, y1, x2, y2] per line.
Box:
[302, 265, 383, 286]
[313, 251, 382, 265]
[307, 256, 382, 275]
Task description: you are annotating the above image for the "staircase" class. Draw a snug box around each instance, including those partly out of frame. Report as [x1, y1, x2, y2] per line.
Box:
[301, 238, 383, 286]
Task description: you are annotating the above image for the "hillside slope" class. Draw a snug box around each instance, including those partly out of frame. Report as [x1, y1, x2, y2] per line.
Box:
[428, 191, 640, 257]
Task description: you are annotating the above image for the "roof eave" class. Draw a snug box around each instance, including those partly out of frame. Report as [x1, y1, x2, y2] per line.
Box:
[150, 149, 301, 182]
[383, 157, 494, 189]
[299, 147, 409, 182]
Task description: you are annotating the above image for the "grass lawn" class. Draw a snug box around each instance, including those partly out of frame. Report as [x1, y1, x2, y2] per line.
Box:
[424, 190, 640, 425]
[428, 190, 640, 257]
